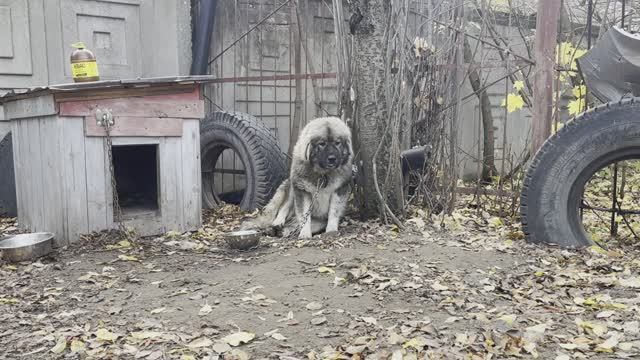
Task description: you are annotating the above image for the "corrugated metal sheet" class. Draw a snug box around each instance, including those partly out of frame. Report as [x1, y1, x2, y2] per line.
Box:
[0, 76, 219, 104]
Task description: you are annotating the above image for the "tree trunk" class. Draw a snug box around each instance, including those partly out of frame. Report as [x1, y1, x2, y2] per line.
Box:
[289, 3, 303, 159]
[531, 0, 561, 155]
[463, 38, 497, 182]
[348, 0, 403, 219]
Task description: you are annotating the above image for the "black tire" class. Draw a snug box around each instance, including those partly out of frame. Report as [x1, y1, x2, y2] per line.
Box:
[200, 111, 287, 211]
[0, 131, 17, 217]
[521, 99, 640, 248]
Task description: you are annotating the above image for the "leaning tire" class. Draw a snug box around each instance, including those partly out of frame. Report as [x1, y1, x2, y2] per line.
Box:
[0, 132, 17, 216]
[200, 111, 287, 211]
[521, 99, 640, 248]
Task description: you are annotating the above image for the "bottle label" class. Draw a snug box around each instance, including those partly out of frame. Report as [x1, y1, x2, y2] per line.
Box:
[71, 61, 99, 78]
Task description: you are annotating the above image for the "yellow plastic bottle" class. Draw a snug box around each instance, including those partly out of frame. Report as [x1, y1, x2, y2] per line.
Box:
[70, 42, 100, 82]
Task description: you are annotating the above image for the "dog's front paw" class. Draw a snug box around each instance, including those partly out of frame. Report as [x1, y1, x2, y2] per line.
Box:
[325, 225, 339, 234]
[298, 229, 313, 239]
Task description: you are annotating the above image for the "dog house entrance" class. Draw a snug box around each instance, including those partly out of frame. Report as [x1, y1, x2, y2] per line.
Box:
[112, 144, 159, 216]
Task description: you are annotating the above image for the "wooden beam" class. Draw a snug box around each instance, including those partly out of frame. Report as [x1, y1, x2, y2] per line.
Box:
[84, 117, 183, 137]
[59, 95, 204, 119]
[531, 0, 561, 155]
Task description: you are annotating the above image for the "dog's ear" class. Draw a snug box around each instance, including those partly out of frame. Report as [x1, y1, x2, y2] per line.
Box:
[305, 142, 312, 161]
[341, 138, 352, 160]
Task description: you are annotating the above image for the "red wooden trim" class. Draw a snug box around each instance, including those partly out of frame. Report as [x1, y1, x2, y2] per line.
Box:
[60, 96, 204, 119]
[85, 117, 183, 137]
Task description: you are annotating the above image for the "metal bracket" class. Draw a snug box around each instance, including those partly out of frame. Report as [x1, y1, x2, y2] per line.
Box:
[95, 108, 114, 127]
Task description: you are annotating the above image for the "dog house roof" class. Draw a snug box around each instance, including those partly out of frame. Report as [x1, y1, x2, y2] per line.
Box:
[0, 75, 219, 104]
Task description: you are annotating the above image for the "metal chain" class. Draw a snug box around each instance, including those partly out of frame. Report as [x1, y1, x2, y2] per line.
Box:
[284, 177, 324, 239]
[101, 117, 127, 235]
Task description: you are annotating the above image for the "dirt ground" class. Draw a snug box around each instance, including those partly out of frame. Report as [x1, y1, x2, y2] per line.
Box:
[1, 208, 640, 359]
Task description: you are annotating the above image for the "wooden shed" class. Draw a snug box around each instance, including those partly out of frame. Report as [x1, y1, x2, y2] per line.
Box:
[0, 77, 209, 245]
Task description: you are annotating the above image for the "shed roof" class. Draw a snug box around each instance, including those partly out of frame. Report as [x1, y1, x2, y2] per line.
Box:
[0, 76, 219, 104]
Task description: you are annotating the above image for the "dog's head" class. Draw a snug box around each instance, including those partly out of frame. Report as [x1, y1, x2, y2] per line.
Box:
[306, 135, 351, 170]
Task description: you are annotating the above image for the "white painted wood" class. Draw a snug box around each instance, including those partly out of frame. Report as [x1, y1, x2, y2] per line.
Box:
[85, 135, 108, 232]
[39, 116, 65, 242]
[111, 137, 160, 146]
[160, 137, 183, 232]
[61, 116, 89, 243]
[11, 120, 24, 226]
[16, 120, 32, 230]
[28, 118, 46, 232]
[181, 119, 201, 230]
[4, 95, 58, 120]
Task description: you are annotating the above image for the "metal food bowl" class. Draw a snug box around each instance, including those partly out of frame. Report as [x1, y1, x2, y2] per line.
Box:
[0, 232, 54, 263]
[225, 230, 260, 250]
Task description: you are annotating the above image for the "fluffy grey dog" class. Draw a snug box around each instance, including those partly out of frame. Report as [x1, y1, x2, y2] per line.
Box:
[243, 116, 353, 239]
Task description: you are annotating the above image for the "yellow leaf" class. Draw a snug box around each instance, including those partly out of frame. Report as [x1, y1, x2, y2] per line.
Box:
[0, 297, 19, 305]
[106, 240, 132, 250]
[150, 307, 166, 314]
[131, 331, 163, 340]
[95, 328, 118, 342]
[403, 337, 428, 350]
[568, 98, 586, 116]
[501, 93, 525, 113]
[589, 245, 607, 255]
[221, 331, 255, 346]
[182, 356, 196, 360]
[572, 85, 587, 98]
[498, 314, 517, 326]
[70, 339, 85, 353]
[488, 217, 503, 228]
[50, 337, 67, 354]
[118, 254, 139, 262]
[513, 80, 525, 91]
[318, 266, 335, 274]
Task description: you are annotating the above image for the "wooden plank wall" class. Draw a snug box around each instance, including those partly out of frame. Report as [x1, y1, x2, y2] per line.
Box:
[12, 116, 202, 244]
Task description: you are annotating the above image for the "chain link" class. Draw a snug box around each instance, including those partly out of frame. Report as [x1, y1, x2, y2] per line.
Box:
[101, 117, 128, 235]
[283, 177, 324, 239]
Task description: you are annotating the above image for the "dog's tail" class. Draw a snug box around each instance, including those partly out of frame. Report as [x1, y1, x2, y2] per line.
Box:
[241, 179, 291, 230]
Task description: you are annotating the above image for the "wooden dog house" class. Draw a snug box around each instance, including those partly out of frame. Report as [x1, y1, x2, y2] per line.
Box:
[0, 77, 209, 245]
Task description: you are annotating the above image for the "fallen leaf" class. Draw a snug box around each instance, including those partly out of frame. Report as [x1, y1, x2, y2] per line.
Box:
[619, 277, 640, 288]
[50, 337, 67, 354]
[150, 307, 166, 314]
[187, 337, 213, 348]
[576, 319, 607, 337]
[595, 333, 621, 352]
[403, 337, 428, 350]
[306, 302, 323, 310]
[130, 331, 163, 340]
[228, 349, 250, 360]
[524, 323, 547, 343]
[596, 310, 615, 319]
[311, 317, 327, 325]
[118, 254, 139, 262]
[431, 282, 449, 291]
[361, 317, 377, 326]
[222, 331, 255, 346]
[212, 342, 232, 353]
[95, 328, 118, 342]
[318, 266, 335, 274]
[271, 333, 287, 341]
[199, 303, 212, 316]
[181, 356, 196, 360]
[70, 339, 85, 353]
[498, 314, 517, 326]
